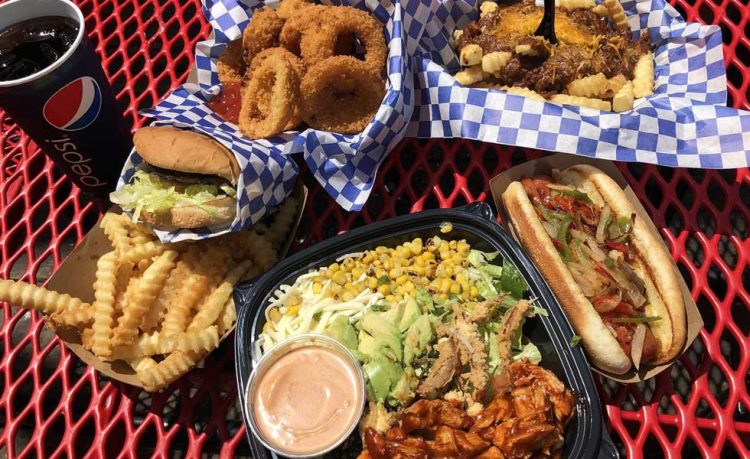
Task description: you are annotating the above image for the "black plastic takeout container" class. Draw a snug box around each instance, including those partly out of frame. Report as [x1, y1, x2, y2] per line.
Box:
[234, 203, 618, 459]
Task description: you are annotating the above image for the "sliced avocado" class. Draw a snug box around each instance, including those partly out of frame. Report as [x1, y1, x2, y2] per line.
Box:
[403, 314, 434, 365]
[358, 330, 397, 362]
[323, 316, 358, 352]
[363, 357, 403, 403]
[383, 301, 405, 326]
[398, 297, 421, 333]
[360, 312, 402, 362]
[388, 367, 416, 407]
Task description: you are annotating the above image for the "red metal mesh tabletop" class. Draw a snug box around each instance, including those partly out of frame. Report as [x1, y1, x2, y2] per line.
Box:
[0, 0, 749, 457]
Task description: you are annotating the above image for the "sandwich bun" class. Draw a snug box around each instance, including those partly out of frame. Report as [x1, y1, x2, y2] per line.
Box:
[502, 165, 687, 374]
[134, 126, 240, 185]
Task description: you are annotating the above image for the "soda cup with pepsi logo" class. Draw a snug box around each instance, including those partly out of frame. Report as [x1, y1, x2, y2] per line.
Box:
[0, 0, 132, 194]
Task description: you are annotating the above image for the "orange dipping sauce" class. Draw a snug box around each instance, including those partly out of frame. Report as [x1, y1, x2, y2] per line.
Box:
[251, 344, 364, 456]
[207, 82, 241, 124]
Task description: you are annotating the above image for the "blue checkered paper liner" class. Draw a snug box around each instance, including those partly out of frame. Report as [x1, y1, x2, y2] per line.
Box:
[408, 0, 750, 169]
[117, 0, 434, 229]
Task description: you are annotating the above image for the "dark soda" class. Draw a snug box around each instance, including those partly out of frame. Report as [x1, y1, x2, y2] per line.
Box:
[0, 0, 132, 194]
[0, 16, 79, 81]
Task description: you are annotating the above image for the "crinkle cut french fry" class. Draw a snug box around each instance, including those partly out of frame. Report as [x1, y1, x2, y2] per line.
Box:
[550, 93, 612, 111]
[566, 72, 609, 98]
[216, 298, 237, 336]
[592, 4, 609, 16]
[238, 231, 278, 271]
[604, 0, 628, 30]
[132, 356, 159, 375]
[111, 331, 161, 359]
[268, 197, 299, 248]
[188, 260, 253, 333]
[160, 246, 226, 337]
[0, 279, 89, 314]
[613, 81, 635, 112]
[46, 305, 94, 329]
[111, 250, 179, 347]
[558, 0, 595, 10]
[100, 213, 132, 252]
[138, 351, 202, 392]
[500, 86, 546, 101]
[160, 327, 221, 354]
[112, 326, 220, 359]
[92, 251, 119, 357]
[122, 241, 166, 264]
[632, 52, 654, 99]
[81, 327, 95, 351]
[140, 254, 190, 333]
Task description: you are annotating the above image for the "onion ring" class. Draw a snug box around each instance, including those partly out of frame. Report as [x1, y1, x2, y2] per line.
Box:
[247, 48, 304, 131]
[239, 55, 300, 139]
[299, 7, 386, 70]
[300, 56, 385, 133]
[278, 5, 329, 56]
[242, 7, 284, 64]
[217, 39, 245, 85]
[275, 0, 313, 20]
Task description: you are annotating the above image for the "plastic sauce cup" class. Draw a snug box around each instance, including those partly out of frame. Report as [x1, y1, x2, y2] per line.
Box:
[244, 334, 365, 458]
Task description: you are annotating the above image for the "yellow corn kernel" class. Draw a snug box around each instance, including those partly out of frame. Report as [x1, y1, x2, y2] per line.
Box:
[396, 275, 408, 286]
[378, 284, 391, 296]
[287, 305, 300, 315]
[422, 252, 435, 261]
[404, 281, 415, 293]
[269, 308, 281, 322]
[439, 278, 451, 293]
[410, 266, 425, 276]
[449, 240, 457, 249]
[362, 253, 375, 263]
[367, 277, 378, 290]
[389, 268, 403, 279]
[385, 294, 395, 303]
[263, 322, 274, 333]
[376, 246, 388, 254]
[352, 267, 365, 279]
[330, 284, 342, 295]
[383, 260, 392, 271]
[438, 293, 448, 301]
[397, 247, 410, 259]
[312, 282, 322, 294]
[329, 262, 340, 272]
[470, 286, 479, 298]
[450, 283, 461, 294]
[342, 291, 354, 302]
[457, 241, 470, 255]
[410, 238, 423, 254]
[332, 271, 348, 285]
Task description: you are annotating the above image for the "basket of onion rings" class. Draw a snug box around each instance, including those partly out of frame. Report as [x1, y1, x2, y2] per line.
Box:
[115, 0, 432, 226]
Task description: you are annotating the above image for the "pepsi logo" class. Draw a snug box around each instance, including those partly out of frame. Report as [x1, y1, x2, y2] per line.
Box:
[43, 77, 102, 131]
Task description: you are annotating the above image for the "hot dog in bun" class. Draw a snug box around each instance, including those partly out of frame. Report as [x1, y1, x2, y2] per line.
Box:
[110, 126, 239, 230]
[502, 165, 686, 374]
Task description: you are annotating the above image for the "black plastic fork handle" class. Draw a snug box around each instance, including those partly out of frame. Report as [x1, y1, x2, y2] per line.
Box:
[535, 0, 558, 44]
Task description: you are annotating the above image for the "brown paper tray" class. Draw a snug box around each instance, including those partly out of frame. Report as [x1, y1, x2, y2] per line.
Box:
[45, 183, 307, 389]
[489, 153, 702, 383]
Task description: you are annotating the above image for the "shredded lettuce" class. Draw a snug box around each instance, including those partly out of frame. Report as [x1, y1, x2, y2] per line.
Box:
[415, 288, 434, 313]
[110, 170, 236, 222]
[500, 260, 526, 299]
[513, 342, 542, 364]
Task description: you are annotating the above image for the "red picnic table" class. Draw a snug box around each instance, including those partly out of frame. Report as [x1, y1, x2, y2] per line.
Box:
[0, 0, 748, 457]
